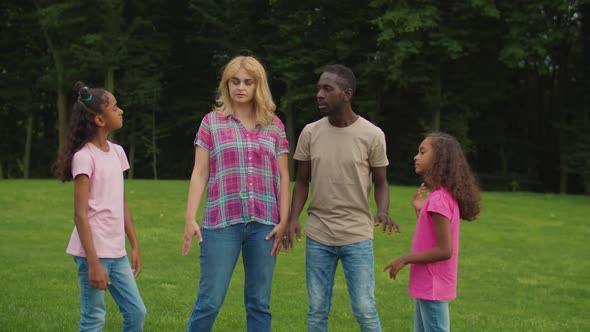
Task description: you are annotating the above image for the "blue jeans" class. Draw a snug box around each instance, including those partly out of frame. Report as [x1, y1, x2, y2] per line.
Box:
[414, 298, 449, 332]
[75, 256, 146, 332]
[306, 237, 381, 332]
[187, 222, 276, 332]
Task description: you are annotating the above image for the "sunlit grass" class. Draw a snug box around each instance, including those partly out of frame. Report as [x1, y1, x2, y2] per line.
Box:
[1, 180, 589, 331]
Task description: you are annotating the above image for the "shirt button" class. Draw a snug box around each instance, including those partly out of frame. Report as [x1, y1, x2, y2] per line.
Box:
[249, 183, 253, 186]
[248, 157, 252, 160]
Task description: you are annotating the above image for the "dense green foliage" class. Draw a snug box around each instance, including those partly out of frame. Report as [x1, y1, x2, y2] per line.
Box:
[1, 1, 589, 193]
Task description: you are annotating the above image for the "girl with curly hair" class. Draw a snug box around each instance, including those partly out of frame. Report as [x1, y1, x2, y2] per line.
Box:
[384, 132, 480, 332]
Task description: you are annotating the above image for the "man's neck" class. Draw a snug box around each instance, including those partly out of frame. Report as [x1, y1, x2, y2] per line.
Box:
[327, 106, 359, 128]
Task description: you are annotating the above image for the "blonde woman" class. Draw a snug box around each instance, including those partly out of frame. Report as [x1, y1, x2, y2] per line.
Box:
[182, 55, 290, 332]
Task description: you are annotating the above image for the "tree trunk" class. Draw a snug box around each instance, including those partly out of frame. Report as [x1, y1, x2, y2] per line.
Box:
[551, 40, 571, 193]
[23, 111, 33, 179]
[105, 67, 115, 94]
[56, 82, 67, 151]
[39, 20, 68, 152]
[580, 1, 590, 194]
[285, 107, 295, 180]
[103, 0, 122, 95]
[151, 109, 158, 180]
[104, 0, 122, 142]
[431, 63, 441, 131]
[105, 67, 117, 142]
[128, 110, 136, 179]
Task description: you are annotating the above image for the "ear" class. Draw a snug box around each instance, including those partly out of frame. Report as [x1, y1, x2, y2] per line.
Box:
[94, 115, 106, 127]
[342, 88, 353, 102]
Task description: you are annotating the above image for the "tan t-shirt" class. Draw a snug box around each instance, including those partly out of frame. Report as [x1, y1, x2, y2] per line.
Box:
[293, 116, 388, 246]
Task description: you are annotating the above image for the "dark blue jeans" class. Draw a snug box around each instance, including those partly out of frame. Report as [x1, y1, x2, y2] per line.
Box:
[187, 222, 276, 332]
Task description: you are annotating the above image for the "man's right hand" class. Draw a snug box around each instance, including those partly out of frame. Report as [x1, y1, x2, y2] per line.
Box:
[285, 219, 302, 251]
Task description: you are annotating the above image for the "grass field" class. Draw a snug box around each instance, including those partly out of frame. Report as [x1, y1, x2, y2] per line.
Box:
[1, 180, 589, 331]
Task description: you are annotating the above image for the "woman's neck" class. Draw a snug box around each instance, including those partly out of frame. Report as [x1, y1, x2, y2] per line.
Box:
[232, 103, 257, 130]
[233, 102, 255, 117]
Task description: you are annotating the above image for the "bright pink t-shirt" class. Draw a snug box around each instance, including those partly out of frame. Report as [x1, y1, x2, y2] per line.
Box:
[66, 141, 130, 259]
[409, 187, 460, 301]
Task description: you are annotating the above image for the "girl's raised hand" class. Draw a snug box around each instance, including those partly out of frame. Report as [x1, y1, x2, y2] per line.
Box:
[412, 183, 427, 213]
[383, 256, 408, 280]
[182, 221, 203, 256]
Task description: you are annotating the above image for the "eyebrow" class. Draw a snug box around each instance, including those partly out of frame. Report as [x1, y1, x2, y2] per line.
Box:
[231, 77, 254, 81]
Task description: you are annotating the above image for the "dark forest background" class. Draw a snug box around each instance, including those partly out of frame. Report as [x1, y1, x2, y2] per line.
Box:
[1, 0, 589, 194]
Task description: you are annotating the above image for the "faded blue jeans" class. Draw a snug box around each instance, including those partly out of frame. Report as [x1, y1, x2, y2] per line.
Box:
[75, 256, 146, 332]
[186, 222, 276, 332]
[414, 298, 450, 332]
[306, 237, 382, 332]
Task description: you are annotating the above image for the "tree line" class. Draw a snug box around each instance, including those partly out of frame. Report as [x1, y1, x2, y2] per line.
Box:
[1, 0, 589, 194]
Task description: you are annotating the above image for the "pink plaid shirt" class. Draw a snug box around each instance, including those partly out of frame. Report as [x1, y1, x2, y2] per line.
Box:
[194, 111, 289, 229]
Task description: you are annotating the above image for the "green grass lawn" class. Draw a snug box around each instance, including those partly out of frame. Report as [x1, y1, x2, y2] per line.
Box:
[1, 180, 589, 331]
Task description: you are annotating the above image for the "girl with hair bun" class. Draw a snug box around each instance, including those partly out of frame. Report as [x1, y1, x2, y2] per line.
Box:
[54, 82, 146, 331]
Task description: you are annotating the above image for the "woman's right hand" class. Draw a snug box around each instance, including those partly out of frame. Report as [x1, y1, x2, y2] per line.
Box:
[182, 221, 203, 256]
[412, 183, 427, 214]
[89, 262, 110, 290]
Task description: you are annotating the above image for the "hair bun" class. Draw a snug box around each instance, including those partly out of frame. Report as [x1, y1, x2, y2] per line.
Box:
[73, 81, 92, 102]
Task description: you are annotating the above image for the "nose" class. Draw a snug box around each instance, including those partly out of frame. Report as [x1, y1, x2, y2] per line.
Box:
[413, 155, 418, 161]
[317, 88, 324, 98]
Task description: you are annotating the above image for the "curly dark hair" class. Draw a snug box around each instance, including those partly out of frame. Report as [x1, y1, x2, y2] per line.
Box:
[53, 81, 108, 182]
[424, 132, 481, 221]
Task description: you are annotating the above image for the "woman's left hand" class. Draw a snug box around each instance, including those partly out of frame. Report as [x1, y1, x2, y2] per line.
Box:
[265, 222, 288, 256]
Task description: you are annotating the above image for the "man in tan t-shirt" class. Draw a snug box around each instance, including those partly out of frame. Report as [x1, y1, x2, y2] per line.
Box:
[287, 64, 399, 332]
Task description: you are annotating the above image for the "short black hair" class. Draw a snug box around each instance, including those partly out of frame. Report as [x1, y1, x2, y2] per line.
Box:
[324, 64, 356, 95]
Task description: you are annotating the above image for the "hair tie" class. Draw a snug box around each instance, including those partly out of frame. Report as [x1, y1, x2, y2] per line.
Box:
[78, 86, 93, 102]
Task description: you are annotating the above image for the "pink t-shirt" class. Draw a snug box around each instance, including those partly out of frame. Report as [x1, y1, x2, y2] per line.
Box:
[66, 141, 130, 259]
[409, 187, 460, 301]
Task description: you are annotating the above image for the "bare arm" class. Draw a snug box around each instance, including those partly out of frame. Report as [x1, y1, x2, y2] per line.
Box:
[74, 175, 110, 289]
[182, 146, 210, 256]
[278, 154, 291, 226]
[123, 194, 141, 277]
[265, 153, 291, 256]
[383, 212, 452, 279]
[372, 166, 399, 234]
[286, 160, 311, 249]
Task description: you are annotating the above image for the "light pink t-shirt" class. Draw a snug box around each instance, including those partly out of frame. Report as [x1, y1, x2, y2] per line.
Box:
[66, 141, 130, 259]
[409, 187, 460, 301]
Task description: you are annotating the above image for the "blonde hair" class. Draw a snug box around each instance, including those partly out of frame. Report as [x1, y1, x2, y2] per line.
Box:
[214, 56, 276, 126]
